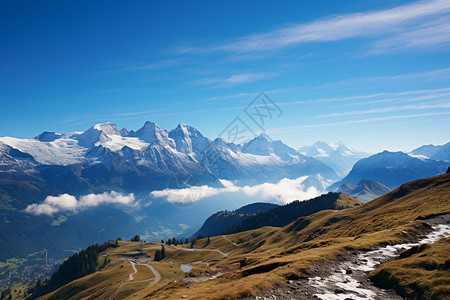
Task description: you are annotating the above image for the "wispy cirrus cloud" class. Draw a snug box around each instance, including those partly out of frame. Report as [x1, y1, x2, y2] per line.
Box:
[112, 109, 163, 117]
[270, 111, 450, 132]
[368, 17, 450, 54]
[315, 68, 450, 92]
[177, 0, 450, 55]
[199, 68, 450, 105]
[107, 59, 182, 73]
[195, 72, 275, 87]
[313, 102, 450, 118]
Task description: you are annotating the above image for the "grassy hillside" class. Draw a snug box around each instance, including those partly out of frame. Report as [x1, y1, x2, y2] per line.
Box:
[39, 173, 450, 299]
[154, 173, 449, 299]
[370, 237, 450, 300]
[193, 202, 278, 238]
[223, 192, 362, 234]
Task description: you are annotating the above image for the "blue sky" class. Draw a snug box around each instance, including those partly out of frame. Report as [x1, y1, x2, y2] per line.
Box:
[1, 0, 449, 152]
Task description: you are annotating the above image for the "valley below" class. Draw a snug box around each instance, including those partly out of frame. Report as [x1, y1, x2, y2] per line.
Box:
[4, 171, 445, 300]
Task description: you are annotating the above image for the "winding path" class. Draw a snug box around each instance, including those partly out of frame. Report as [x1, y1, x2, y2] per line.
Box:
[128, 261, 138, 280]
[109, 259, 162, 300]
[222, 235, 238, 247]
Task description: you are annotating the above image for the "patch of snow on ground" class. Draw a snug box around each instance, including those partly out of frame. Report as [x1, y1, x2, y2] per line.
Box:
[309, 223, 450, 300]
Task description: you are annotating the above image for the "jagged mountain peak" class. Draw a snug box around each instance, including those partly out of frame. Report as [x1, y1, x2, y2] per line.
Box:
[171, 123, 203, 137]
[129, 121, 174, 147]
[242, 134, 301, 161]
[92, 122, 120, 135]
[297, 141, 368, 177]
[168, 123, 208, 153]
[75, 122, 119, 148]
[336, 179, 391, 202]
[243, 134, 276, 156]
[256, 132, 272, 141]
[119, 127, 129, 136]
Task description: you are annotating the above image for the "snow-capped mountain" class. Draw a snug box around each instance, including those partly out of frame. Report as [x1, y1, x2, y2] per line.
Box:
[128, 121, 174, 147]
[0, 121, 341, 261]
[0, 123, 448, 264]
[329, 150, 448, 190]
[409, 142, 450, 162]
[168, 123, 210, 154]
[297, 141, 368, 177]
[0, 122, 339, 196]
[243, 133, 299, 161]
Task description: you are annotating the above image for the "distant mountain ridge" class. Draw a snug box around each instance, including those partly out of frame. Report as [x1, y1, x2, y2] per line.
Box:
[193, 202, 279, 238]
[298, 141, 368, 177]
[329, 150, 449, 190]
[410, 142, 450, 162]
[337, 179, 390, 202]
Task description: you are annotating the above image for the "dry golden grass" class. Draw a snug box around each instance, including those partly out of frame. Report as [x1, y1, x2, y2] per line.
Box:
[335, 193, 364, 208]
[370, 237, 450, 300]
[159, 247, 225, 263]
[132, 264, 155, 281]
[147, 173, 450, 299]
[108, 242, 142, 253]
[40, 258, 134, 300]
[40, 174, 450, 299]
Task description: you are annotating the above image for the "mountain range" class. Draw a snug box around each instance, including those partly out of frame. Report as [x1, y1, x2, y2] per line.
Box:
[329, 150, 448, 191]
[0, 121, 339, 261]
[0, 121, 448, 263]
[298, 141, 368, 177]
[0, 122, 339, 195]
[337, 179, 391, 202]
[409, 141, 450, 162]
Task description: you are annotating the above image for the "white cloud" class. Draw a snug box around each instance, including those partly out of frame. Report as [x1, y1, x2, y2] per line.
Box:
[368, 17, 450, 54]
[314, 102, 450, 118]
[150, 176, 322, 205]
[180, 0, 450, 54]
[196, 72, 274, 87]
[24, 203, 60, 216]
[269, 111, 450, 132]
[24, 191, 136, 216]
[45, 194, 78, 209]
[305, 68, 450, 94]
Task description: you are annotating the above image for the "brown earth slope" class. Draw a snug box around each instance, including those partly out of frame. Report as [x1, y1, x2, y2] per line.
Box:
[41, 173, 450, 299]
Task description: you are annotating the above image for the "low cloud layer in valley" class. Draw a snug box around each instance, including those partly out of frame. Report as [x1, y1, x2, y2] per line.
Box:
[150, 176, 323, 205]
[24, 191, 136, 216]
